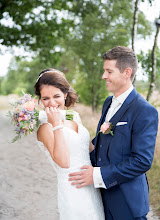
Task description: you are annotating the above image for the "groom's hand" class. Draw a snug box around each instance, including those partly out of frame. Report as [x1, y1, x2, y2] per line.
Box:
[68, 165, 94, 188]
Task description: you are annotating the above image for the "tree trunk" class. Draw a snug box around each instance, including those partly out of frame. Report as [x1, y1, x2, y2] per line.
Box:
[132, 0, 139, 85]
[132, 0, 139, 52]
[146, 24, 160, 101]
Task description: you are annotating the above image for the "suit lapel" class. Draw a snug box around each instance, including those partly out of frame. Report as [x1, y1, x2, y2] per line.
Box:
[97, 96, 112, 133]
[95, 88, 137, 151]
[110, 88, 137, 131]
[94, 97, 112, 150]
[102, 88, 138, 156]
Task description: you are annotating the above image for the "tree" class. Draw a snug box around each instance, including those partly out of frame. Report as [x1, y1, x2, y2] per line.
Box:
[131, 0, 154, 51]
[1, 0, 154, 110]
[132, 0, 139, 52]
[137, 47, 160, 96]
[0, 76, 4, 94]
[1, 57, 46, 95]
[0, 54, 79, 96]
[65, 0, 153, 111]
[146, 16, 160, 101]
[0, 0, 74, 63]
[131, 0, 154, 84]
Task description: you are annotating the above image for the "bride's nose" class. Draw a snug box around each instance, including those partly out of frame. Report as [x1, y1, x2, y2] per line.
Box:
[48, 99, 57, 107]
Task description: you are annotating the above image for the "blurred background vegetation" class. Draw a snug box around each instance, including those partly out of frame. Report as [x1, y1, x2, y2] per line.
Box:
[0, 0, 160, 110]
[0, 0, 160, 216]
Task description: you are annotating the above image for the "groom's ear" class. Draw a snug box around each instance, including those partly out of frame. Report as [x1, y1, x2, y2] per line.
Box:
[125, 67, 132, 79]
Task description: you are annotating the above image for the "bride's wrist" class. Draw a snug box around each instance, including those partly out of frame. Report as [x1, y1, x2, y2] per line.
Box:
[52, 121, 63, 127]
[52, 124, 63, 132]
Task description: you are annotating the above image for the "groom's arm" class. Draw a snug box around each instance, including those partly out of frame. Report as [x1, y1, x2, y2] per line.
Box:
[90, 141, 107, 188]
[69, 104, 158, 189]
[93, 168, 107, 188]
[90, 138, 109, 188]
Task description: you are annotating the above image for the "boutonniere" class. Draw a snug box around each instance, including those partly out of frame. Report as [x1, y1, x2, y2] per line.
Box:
[99, 121, 114, 136]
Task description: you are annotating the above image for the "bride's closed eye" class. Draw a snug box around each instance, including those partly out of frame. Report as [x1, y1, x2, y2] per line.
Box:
[42, 95, 61, 100]
[42, 97, 48, 100]
[53, 95, 61, 98]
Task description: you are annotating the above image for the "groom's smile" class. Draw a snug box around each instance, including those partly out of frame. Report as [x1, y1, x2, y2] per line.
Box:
[102, 60, 132, 97]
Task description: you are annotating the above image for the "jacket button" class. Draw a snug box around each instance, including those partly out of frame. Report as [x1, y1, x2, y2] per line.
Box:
[99, 158, 101, 161]
[100, 145, 102, 148]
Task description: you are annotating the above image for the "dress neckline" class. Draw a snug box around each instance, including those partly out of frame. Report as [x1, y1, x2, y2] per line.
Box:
[63, 125, 79, 135]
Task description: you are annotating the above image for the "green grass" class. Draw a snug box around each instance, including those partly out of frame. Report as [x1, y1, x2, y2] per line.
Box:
[147, 156, 160, 216]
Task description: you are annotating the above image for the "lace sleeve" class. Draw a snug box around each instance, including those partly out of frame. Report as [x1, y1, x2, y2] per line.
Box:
[38, 110, 52, 128]
[73, 111, 82, 124]
[39, 110, 48, 125]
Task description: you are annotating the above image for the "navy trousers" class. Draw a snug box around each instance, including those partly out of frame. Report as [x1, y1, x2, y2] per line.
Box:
[101, 188, 147, 220]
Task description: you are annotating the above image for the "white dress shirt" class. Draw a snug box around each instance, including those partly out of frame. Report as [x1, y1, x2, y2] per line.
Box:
[93, 85, 134, 188]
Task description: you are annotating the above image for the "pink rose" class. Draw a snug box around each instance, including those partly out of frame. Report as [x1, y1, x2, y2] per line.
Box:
[18, 117, 23, 122]
[99, 121, 114, 136]
[19, 112, 24, 117]
[23, 115, 29, 120]
[100, 122, 110, 134]
[23, 101, 35, 111]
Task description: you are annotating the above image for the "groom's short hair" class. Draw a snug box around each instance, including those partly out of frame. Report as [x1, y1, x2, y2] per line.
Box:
[102, 46, 138, 82]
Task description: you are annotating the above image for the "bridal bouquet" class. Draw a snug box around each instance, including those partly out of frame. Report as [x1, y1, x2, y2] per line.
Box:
[8, 93, 74, 143]
[8, 93, 39, 143]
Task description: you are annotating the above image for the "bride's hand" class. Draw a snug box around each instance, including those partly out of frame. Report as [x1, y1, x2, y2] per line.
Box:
[45, 107, 62, 127]
[89, 142, 95, 153]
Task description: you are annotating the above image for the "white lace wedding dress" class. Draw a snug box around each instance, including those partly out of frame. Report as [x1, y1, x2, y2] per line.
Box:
[37, 110, 105, 220]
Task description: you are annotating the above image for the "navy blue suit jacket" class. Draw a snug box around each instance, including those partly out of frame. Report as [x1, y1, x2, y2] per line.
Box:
[90, 88, 158, 218]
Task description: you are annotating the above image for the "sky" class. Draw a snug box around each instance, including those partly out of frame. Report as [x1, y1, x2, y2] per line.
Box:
[136, 0, 160, 53]
[0, 0, 160, 78]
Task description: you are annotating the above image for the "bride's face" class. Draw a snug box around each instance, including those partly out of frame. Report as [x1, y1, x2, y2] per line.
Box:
[40, 85, 66, 110]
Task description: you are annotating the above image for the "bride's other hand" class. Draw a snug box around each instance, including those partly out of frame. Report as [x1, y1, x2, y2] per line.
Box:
[45, 107, 62, 127]
[89, 142, 95, 153]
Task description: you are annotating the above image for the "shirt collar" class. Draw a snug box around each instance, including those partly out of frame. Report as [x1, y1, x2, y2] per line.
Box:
[113, 85, 134, 105]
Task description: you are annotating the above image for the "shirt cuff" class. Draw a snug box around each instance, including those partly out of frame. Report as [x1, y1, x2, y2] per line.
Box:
[93, 167, 107, 189]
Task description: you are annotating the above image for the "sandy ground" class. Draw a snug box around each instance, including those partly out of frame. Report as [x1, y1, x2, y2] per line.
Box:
[0, 110, 159, 220]
[0, 111, 59, 220]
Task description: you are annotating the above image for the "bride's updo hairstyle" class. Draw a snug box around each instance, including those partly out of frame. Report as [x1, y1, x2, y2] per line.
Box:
[34, 68, 78, 107]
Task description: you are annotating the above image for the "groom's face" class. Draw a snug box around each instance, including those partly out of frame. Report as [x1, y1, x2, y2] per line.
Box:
[102, 59, 130, 97]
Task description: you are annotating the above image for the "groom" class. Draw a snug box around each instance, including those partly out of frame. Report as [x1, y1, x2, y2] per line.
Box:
[69, 46, 159, 219]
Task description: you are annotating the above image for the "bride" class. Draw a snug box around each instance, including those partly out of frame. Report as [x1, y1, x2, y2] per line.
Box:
[34, 68, 105, 220]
